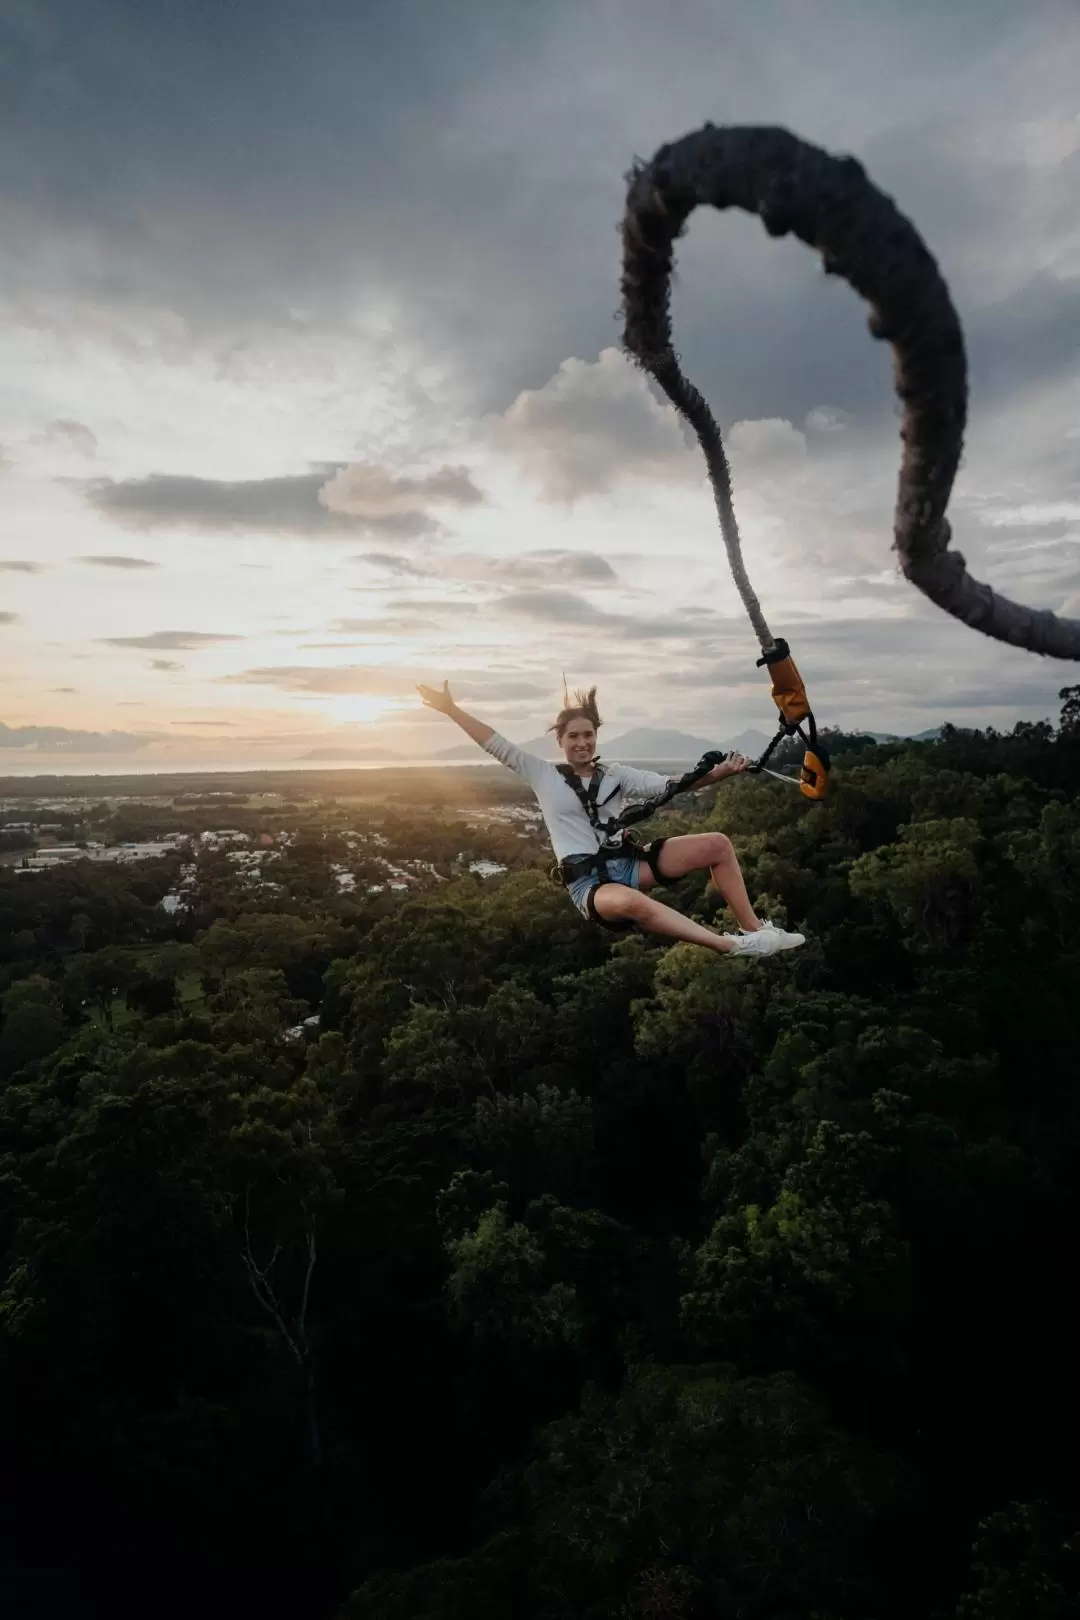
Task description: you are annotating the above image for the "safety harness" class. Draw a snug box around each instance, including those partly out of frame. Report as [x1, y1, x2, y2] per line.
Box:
[553, 762, 634, 889]
[553, 752, 728, 889]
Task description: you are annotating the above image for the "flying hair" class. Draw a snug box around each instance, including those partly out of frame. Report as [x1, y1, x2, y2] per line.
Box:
[549, 684, 603, 742]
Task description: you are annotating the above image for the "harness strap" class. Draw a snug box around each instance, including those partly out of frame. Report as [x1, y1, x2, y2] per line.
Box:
[613, 750, 727, 829]
[555, 762, 623, 837]
[557, 836, 640, 887]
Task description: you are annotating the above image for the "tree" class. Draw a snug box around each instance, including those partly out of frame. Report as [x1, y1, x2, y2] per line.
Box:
[518, 1362, 904, 1620]
[955, 1502, 1080, 1619]
[0, 975, 67, 1076]
[849, 817, 982, 949]
[1058, 683, 1080, 736]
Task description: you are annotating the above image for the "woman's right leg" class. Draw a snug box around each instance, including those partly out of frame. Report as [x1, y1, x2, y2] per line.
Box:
[591, 882, 738, 952]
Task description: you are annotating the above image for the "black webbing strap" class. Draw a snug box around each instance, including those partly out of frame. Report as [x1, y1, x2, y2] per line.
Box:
[609, 749, 727, 830]
[749, 710, 831, 791]
[554, 751, 727, 890]
[555, 762, 623, 835]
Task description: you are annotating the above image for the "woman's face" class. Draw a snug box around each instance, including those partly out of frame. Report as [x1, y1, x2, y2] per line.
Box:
[561, 715, 597, 768]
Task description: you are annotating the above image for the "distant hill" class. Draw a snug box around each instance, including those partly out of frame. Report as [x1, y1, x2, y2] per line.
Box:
[435, 726, 773, 763]
[719, 728, 775, 757]
[435, 734, 562, 763]
[297, 747, 402, 762]
[859, 727, 943, 744]
[604, 726, 775, 761]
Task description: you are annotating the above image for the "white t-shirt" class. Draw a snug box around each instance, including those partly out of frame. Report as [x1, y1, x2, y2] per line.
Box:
[482, 731, 672, 862]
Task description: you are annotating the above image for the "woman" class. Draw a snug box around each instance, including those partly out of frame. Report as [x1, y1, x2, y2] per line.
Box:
[417, 680, 804, 958]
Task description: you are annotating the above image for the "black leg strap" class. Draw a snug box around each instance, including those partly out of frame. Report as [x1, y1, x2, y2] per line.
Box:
[642, 837, 681, 888]
[586, 880, 637, 932]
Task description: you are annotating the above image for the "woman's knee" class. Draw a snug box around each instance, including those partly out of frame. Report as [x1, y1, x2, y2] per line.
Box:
[593, 882, 647, 919]
[707, 832, 734, 864]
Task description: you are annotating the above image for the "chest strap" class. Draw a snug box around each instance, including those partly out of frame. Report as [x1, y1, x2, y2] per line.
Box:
[555, 762, 622, 836]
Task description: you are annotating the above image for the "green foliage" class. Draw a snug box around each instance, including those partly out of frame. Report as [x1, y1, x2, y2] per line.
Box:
[955, 1502, 1080, 1618]
[445, 1203, 577, 1348]
[0, 973, 66, 1075]
[521, 1362, 902, 1619]
[1, 720, 1078, 1619]
[849, 816, 982, 947]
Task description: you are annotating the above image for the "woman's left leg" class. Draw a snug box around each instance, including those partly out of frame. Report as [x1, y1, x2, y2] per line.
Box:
[637, 832, 763, 932]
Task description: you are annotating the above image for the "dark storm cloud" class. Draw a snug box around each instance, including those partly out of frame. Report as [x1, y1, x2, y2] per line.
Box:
[5, 0, 1075, 425]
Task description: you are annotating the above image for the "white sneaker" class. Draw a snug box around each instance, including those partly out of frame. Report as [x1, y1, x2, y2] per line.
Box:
[727, 924, 805, 958]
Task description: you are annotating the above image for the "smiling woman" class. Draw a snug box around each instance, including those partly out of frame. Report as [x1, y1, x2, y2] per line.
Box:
[417, 677, 804, 959]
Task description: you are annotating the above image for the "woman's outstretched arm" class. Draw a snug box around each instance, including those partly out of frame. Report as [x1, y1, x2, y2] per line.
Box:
[417, 681, 493, 746]
[417, 680, 547, 790]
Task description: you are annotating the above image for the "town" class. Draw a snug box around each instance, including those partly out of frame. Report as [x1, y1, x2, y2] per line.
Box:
[0, 772, 550, 917]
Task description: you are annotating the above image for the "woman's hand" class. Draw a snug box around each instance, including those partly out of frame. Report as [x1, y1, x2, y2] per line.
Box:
[417, 680, 455, 714]
[707, 752, 750, 782]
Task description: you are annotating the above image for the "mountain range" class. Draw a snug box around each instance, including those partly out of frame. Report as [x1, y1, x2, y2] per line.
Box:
[297, 747, 403, 762]
[434, 726, 773, 763]
[299, 725, 947, 765]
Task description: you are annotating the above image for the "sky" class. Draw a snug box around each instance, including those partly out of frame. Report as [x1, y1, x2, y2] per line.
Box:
[2, 0, 1079, 772]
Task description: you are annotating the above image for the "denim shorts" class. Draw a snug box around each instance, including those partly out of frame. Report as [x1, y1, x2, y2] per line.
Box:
[565, 853, 641, 921]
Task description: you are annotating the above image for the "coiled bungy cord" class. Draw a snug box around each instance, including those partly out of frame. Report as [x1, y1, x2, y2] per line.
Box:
[618, 124, 1080, 802]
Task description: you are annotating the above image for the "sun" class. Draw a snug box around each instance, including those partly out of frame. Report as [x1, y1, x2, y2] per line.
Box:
[321, 694, 403, 726]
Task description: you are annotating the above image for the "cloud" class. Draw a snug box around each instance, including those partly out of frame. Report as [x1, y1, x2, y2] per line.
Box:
[499, 588, 609, 626]
[318, 461, 483, 519]
[440, 548, 617, 586]
[49, 419, 97, 456]
[0, 560, 43, 573]
[150, 658, 184, 670]
[100, 630, 245, 650]
[452, 678, 550, 701]
[50, 686, 77, 693]
[76, 553, 160, 569]
[489, 347, 695, 501]
[4, 0, 1077, 747]
[84, 462, 480, 541]
[727, 418, 808, 463]
[169, 719, 236, 726]
[0, 721, 153, 754]
[5, 0, 1078, 445]
[650, 608, 1067, 735]
[328, 617, 440, 634]
[353, 552, 433, 577]
[0, 612, 19, 625]
[385, 598, 479, 616]
[496, 587, 725, 641]
[218, 664, 409, 695]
